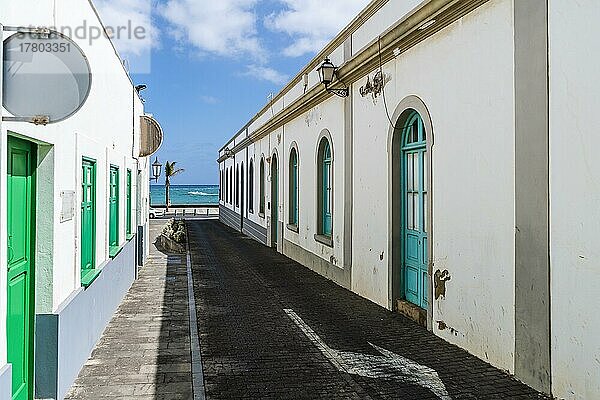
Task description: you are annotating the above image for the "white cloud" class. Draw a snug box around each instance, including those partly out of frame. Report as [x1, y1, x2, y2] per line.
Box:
[200, 95, 220, 104]
[265, 0, 370, 57]
[159, 0, 266, 60]
[95, 0, 157, 57]
[243, 65, 289, 85]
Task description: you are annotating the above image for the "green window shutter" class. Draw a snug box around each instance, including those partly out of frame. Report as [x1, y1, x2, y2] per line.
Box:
[323, 150, 332, 236]
[249, 161, 254, 212]
[289, 149, 298, 225]
[318, 139, 332, 237]
[126, 170, 132, 236]
[236, 166, 239, 207]
[259, 159, 265, 214]
[109, 166, 120, 257]
[81, 158, 99, 287]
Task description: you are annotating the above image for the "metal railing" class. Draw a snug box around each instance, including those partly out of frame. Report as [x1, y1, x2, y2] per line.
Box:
[150, 204, 219, 218]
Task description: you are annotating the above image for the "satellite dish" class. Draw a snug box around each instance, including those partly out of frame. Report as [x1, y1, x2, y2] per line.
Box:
[139, 115, 164, 157]
[2, 30, 92, 124]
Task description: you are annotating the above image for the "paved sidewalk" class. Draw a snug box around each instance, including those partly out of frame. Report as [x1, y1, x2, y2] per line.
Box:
[188, 220, 548, 400]
[65, 220, 193, 399]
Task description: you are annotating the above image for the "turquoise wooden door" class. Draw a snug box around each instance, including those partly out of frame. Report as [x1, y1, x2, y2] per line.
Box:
[271, 155, 278, 247]
[109, 166, 119, 251]
[401, 112, 428, 309]
[7, 136, 36, 400]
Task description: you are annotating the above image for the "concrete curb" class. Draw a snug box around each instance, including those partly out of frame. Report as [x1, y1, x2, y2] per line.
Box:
[185, 223, 206, 400]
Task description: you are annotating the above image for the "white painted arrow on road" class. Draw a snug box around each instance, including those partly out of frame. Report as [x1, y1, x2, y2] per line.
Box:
[284, 309, 451, 400]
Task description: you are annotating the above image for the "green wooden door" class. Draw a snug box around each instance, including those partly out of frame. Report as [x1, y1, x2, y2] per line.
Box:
[401, 112, 428, 309]
[7, 136, 36, 400]
[81, 159, 96, 276]
[109, 166, 119, 252]
[126, 170, 132, 236]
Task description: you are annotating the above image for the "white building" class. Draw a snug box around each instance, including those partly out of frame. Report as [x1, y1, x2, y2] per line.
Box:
[0, 1, 155, 399]
[217, 0, 600, 398]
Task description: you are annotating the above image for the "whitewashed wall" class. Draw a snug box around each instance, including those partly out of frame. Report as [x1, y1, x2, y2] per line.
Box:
[218, 1, 600, 396]
[281, 98, 346, 265]
[549, 1, 600, 398]
[351, 0, 516, 372]
[0, 0, 147, 371]
[219, 0, 518, 375]
[352, 0, 422, 55]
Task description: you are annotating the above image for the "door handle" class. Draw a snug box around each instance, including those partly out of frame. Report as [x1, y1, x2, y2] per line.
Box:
[7, 235, 14, 264]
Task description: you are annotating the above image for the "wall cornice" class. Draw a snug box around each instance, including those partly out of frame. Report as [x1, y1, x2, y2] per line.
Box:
[218, 0, 489, 163]
[219, 0, 389, 153]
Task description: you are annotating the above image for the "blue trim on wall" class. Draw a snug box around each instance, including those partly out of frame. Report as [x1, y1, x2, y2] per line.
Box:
[219, 205, 241, 231]
[242, 217, 267, 245]
[0, 364, 12, 400]
[34, 237, 137, 399]
[34, 315, 58, 398]
[219, 205, 267, 245]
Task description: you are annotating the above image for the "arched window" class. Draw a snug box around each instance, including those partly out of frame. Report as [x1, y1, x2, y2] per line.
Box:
[289, 147, 298, 226]
[230, 167, 233, 204]
[317, 138, 332, 237]
[259, 157, 265, 215]
[240, 163, 244, 211]
[225, 168, 229, 203]
[235, 165, 240, 207]
[249, 159, 254, 213]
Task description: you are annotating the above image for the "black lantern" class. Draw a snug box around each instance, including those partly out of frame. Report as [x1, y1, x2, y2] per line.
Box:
[317, 58, 348, 97]
[152, 157, 163, 182]
[317, 58, 336, 86]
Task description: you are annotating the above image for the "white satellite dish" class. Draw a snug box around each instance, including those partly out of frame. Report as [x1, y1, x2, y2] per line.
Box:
[2, 30, 92, 124]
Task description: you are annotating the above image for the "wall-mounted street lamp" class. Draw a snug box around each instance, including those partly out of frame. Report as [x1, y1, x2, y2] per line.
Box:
[224, 148, 235, 159]
[317, 58, 349, 98]
[135, 84, 147, 103]
[152, 157, 163, 182]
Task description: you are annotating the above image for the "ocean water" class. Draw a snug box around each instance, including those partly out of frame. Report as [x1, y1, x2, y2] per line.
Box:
[150, 184, 219, 206]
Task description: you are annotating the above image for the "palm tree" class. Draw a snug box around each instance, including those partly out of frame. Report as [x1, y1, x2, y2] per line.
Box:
[164, 161, 184, 212]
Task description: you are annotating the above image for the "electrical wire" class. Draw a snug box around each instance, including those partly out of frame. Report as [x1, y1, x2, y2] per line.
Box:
[378, 36, 400, 131]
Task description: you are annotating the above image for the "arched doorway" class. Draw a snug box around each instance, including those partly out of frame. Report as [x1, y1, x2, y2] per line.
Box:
[399, 111, 428, 309]
[270, 154, 279, 249]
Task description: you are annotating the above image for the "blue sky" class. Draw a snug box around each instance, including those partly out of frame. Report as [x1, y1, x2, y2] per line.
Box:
[97, 0, 369, 184]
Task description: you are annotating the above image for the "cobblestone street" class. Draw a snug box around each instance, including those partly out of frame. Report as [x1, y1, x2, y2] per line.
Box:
[187, 220, 547, 400]
[67, 219, 548, 399]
